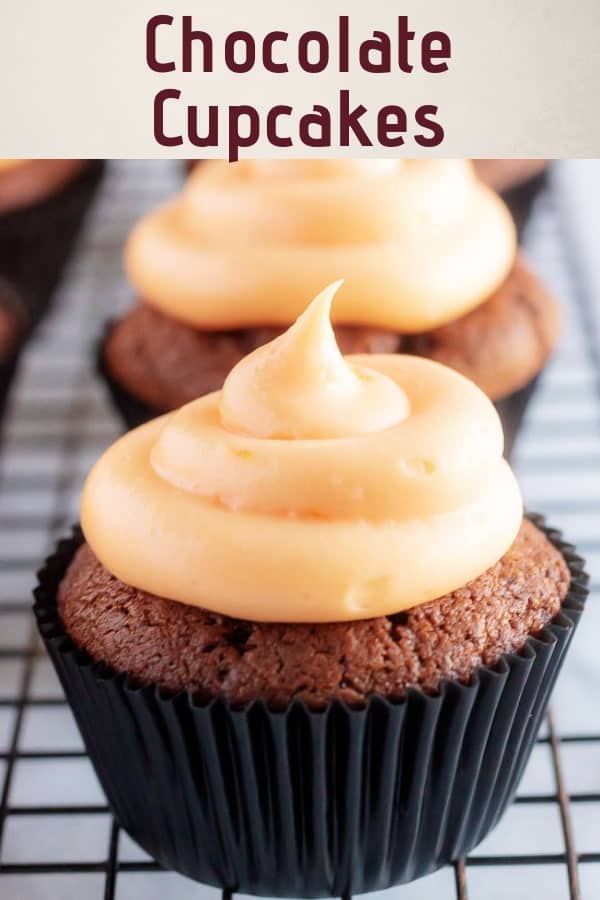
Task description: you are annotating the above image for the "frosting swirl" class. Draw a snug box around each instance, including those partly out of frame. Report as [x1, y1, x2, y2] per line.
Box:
[82, 283, 522, 622]
[125, 159, 516, 333]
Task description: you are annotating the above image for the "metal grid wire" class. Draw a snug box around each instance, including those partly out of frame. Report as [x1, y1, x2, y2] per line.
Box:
[0, 161, 598, 900]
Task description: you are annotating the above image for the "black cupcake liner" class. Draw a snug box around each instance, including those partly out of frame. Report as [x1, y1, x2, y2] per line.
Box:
[501, 170, 548, 240]
[97, 320, 541, 458]
[0, 350, 21, 427]
[0, 161, 104, 330]
[496, 375, 539, 458]
[0, 278, 29, 429]
[96, 323, 158, 431]
[34, 516, 587, 897]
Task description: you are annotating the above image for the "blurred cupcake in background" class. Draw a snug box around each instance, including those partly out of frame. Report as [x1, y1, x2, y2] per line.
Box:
[37, 286, 587, 895]
[0, 159, 104, 328]
[0, 276, 28, 425]
[0, 159, 89, 215]
[474, 159, 549, 237]
[187, 158, 549, 237]
[101, 159, 560, 453]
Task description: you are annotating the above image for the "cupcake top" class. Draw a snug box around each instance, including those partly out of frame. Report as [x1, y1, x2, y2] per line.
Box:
[125, 159, 516, 333]
[0, 159, 26, 172]
[82, 282, 522, 622]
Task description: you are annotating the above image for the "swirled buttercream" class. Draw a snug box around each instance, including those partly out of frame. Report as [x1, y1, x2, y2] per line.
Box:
[82, 282, 523, 622]
[125, 159, 516, 333]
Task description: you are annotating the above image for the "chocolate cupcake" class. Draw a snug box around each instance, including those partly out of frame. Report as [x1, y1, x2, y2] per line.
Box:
[473, 160, 549, 238]
[0, 277, 28, 425]
[100, 160, 559, 453]
[0, 159, 89, 215]
[0, 159, 104, 328]
[37, 285, 587, 896]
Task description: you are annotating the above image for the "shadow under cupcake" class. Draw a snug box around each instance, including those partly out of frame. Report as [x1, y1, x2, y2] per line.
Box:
[98, 160, 559, 456]
[36, 286, 587, 896]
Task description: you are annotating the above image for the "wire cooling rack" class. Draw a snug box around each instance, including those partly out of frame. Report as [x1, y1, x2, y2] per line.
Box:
[0, 160, 599, 900]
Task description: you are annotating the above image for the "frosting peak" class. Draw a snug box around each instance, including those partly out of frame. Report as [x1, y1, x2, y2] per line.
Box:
[125, 158, 516, 333]
[82, 285, 523, 623]
[220, 281, 409, 439]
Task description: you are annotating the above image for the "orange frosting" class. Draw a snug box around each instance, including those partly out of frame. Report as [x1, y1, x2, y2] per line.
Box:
[125, 159, 516, 333]
[82, 283, 522, 623]
[0, 159, 26, 172]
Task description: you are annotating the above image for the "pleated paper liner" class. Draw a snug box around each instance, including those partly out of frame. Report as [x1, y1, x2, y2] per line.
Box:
[96, 324, 156, 431]
[0, 278, 29, 429]
[97, 319, 539, 458]
[495, 375, 539, 458]
[0, 161, 105, 330]
[34, 516, 588, 897]
[501, 170, 548, 240]
[0, 351, 21, 430]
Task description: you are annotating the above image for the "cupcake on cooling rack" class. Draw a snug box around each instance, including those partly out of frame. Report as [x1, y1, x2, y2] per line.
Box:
[473, 159, 549, 236]
[0, 277, 28, 424]
[100, 159, 559, 454]
[38, 283, 587, 896]
[0, 159, 104, 328]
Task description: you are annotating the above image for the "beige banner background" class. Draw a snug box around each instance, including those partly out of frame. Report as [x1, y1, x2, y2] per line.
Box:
[0, 0, 598, 157]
